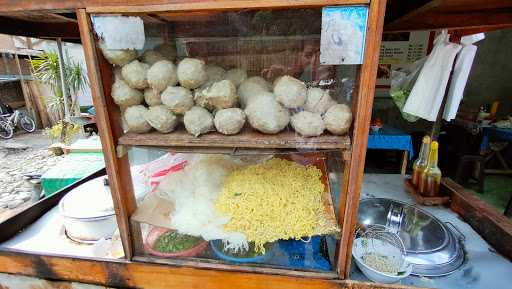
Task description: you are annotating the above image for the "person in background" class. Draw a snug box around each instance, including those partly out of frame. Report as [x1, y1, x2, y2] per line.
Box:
[261, 39, 335, 85]
[0, 101, 14, 116]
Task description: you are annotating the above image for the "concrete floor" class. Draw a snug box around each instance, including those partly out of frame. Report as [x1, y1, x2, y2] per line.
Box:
[466, 175, 512, 216]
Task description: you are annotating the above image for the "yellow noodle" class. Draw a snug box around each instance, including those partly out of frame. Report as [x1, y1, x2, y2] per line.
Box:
[215, 158, 327, 253]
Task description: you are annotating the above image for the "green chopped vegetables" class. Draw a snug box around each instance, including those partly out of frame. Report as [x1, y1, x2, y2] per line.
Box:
[390, 88, 419, 123]
[153, 231, 203, 253]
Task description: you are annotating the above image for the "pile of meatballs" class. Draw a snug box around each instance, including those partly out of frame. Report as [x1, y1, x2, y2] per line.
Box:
[100, 41, 353, 138]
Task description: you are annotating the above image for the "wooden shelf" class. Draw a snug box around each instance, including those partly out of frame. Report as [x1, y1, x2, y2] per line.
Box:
[118, 127, 351, 150]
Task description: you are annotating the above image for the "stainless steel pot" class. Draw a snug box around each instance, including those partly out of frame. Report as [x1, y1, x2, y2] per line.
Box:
[358, 198, 465, 276]
[59, 176, 117, 241]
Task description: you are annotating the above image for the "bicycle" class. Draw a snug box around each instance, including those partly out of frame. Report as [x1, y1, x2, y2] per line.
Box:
[0, 119, 13, 139]
[0, 109, 36, 136]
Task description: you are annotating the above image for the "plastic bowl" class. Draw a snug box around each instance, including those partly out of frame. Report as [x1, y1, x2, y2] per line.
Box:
[370, 125, 382, 133]
[210, 240, 274, 263]
[144, 227, 208, 258]
[352, 238, 413, 284]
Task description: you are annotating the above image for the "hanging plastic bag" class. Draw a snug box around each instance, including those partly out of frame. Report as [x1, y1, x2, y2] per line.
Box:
[443, 33, 484, 121]
[389, 58, 426, 122]
[403, 30, 462, 121]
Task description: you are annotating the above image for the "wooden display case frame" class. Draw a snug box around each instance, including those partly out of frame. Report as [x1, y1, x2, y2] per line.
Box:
[78, 0, 385, 279]
[0, 1, 390, 288]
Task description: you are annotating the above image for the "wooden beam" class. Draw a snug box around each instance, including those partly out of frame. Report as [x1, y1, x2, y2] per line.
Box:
[337, 0, 388, 279]
[443, 178, 512, 260]
[133, 256, 339, 280]
[48, 12, 78, 23]
[0, 0, 368, 13]
[77, 9, 139, 259]
[0, 16, 79, 39]
[118, 129, 351, 150]
[385, 2, 512, 31]
[87, 0, 370, 13]
[0, 250, 428, 289]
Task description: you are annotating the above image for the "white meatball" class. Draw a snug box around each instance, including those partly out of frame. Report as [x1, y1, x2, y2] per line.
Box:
[238, 77, 271, 108]
[246, 91, 275, 109]
[145, 105, 178, 133]
[304, 87, 337, 114]
[214, 108, 246, 135]
[247, 76, 272, 90]
[225, 68, 247, 87]
[177, 58, 207, 89]
[113, 67, 123, 81]
[184, 106, 214, 137]
[273, 75, 307, 109]
[245, 96, 289, 134]
[205, 65, 226, 83]
[203, 80, 238, 110]
[161, 86, 194, 114]
[147, 60, 178, 92]
[154, 42, 177, 61]
[323, 104, 352, 135]
[111, 78, 143, 108]
[121, 60, 149, 89]
[193, 85, 214, 111]
[291, 111, 325, 137]
[143, 88, 161, 106]
[98, 41, 137, 66]
[124, 105, 151, 133]
[141, 50, 165, 65]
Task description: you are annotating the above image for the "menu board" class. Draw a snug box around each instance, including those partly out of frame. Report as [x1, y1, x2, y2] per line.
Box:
[376, 31, 433, 89]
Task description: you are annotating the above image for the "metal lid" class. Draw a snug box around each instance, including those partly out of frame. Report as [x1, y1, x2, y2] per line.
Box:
[358, 198, 465, 276]
[59, 176, 116, 219]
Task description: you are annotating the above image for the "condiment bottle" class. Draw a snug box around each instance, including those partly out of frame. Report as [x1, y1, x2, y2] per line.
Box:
[412, 135, 431, 188]
[419, 141, 442, 197]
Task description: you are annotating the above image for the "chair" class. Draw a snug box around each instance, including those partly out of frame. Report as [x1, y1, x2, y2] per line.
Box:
[455, 155, 485, 193]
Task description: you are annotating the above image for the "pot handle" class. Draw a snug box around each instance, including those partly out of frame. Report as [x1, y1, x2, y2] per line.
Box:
[386, 204, 404, 234]
[445, 221, 465, 241]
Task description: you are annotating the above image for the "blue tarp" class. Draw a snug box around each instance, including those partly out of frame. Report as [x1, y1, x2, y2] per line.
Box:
[367, 126, 414, 159]
[480, 127, 512, 152]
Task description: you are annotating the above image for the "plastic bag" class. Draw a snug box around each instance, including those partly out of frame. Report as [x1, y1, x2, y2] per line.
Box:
[389, 58, 426, 122]
[403, 30, 462, 121]
[443, 33, 484, 121]
[137, 153, 189, 191]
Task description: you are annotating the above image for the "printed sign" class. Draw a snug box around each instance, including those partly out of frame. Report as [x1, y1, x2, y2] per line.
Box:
[376, 31, 433, 87]
[320, 6, 368, 65]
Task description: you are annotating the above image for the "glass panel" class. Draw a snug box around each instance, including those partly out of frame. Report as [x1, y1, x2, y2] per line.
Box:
[92, 7, 363, 274]
[94, 8, 360, 150]
[127, 147, 344, 273]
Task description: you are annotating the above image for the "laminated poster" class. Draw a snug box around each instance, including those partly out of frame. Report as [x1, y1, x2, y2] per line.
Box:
[320, 6, 368, 65]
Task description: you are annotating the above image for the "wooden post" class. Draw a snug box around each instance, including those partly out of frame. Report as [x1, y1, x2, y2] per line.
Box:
[14, 52, 40, 128]
[337, 0, 388, 278]
[56, 38, 70, 118]
[401, 150, 408, 176]
[77, 9, 140, 259]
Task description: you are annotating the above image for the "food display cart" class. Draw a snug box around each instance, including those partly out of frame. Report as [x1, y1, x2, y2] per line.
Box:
[2, 1, 510, 289]
[0, 1, 390, 288]
[80, 0, 385, 280]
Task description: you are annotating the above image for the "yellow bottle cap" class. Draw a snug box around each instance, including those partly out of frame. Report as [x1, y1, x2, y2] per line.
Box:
[422, 135, 431, 143]
[431, 141, 439, 149]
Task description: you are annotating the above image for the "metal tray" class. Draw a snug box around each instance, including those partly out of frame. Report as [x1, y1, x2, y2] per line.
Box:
[358, 198, 465, 276]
